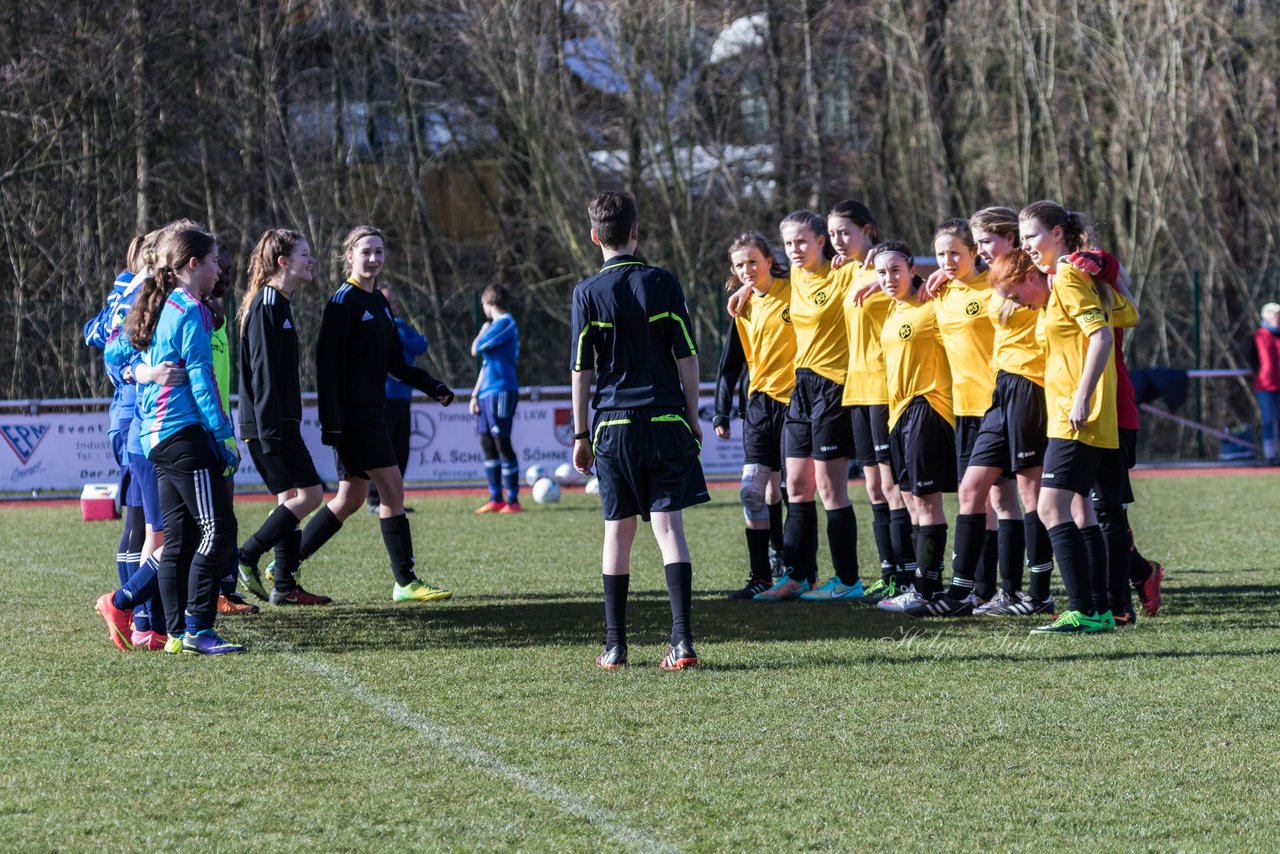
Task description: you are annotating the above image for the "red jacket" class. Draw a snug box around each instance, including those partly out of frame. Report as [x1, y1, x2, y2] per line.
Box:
[1255, 328, 1280, 392]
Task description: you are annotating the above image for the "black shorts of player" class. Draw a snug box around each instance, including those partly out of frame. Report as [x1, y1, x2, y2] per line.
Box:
[850, 404, 891, 467]
[783, 369, 854, 461]
[966, 371, 1049, 475]
[742, 392, 787, 470]
[1091, 427, 1137, 506]
[593, 409, 710, 522]
[247, 428, 322, 496]
[1041, 437, 1105, 496]
[333, 405, 398, 480]
[888, 397, 958, 496]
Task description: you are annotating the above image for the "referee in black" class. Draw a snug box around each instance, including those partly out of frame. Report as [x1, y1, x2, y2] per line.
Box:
[571, 191, 710, 670]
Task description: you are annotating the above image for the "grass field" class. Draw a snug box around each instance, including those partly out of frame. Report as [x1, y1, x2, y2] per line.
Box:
[3, 473, 1280, 851]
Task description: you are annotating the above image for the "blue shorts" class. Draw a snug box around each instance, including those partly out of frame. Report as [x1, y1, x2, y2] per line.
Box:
[129, 452, 163, 527]
[476, 391, 518, 438]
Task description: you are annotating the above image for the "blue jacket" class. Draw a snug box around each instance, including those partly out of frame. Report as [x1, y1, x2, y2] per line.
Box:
[475, 314, 519, 397]
[85, 271, 140, 444]
[385, 318, 430, 402]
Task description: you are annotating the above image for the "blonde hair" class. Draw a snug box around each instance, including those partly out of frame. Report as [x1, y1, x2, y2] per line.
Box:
[240, 228, 306, 333]
[988, 249, 1040, 324]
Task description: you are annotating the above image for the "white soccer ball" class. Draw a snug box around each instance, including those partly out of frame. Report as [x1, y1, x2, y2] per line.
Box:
[525, 464, 548, 486]
[532, 477, 561, 504]
[554, 462, 581, 485]
[584, 477, 600, 495]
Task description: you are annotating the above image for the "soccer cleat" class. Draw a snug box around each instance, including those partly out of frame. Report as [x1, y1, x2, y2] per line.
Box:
[1112, 604, 1137, 626]
[799, 577, 841, 601]
[877, 585, 923, 613]
[660, 640, 698, 670]
[181, 629, 247, 655]
[392, 579, 453, 602]
[475, 500, 506, 514]
[596, 644, 628, 669]
[130, 629, 166, 651]
[976, 590, 1054, 616]
[95, 593, 134, 651]
[162, 634, 184, 654]
[854, 577, 897, 605]
[1090, 610, 1117, 632]
[218, 593, 260, 616]
[1133, 561, 1164, 617]
[237, 550, 269, 602]
[728, 579, 771, 600]
[269, 585, 333, 606]
[973, 589, 1012, 615]
[752, 576, 810, 602]
[902, 592, 975, 617]
[1030, 610, 1091, 634]
[830, 579, 866, 602]
[498, 501, 523, 514]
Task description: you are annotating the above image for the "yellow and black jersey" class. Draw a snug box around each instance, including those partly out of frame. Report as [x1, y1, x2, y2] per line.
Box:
[1037, 262, 1140, 448]
[791, 262, 853, 384]
[713, 280, 796, 421]
[934, 271, 996, 417]
[840, 261, 891, 406]
[881, 296, 953, 428]
[989, 296, 1046, 385]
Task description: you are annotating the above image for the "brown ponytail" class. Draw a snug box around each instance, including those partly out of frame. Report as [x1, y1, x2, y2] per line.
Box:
[126, 227, 217, 349]
[240, 228, 306, 334]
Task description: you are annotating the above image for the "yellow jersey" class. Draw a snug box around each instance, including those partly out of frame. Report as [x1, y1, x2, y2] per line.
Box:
[934, 271, 996, 417]
[791, 262, 852, 384]
[989, 296, 1045, 385]
[733, 279, 797, 403]
[840, 261, 892, 406]
[1037, 262, 1140, 448]
[881, 296, 953, 428]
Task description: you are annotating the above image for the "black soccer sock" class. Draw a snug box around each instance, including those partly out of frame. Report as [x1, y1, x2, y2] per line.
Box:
[1097, 507, 1135, 612]
[917, 524, 948, 597]
[602, 573, 629, 648]
[870, 502, 894, 578]
[379, 514, 417, 586]
[998, 518, 1026, 593]
[890, 508, 916, 586]
[1080, 524, 1108, 614]
[745, 528, 772, 583]
[1128, 525, 1154, 584]
[976, 528, 1000, 600]
[299, 505, 343, 562]
[768, 501, 784, 554]
[824, 505, 859, 585]
[118, 506, 144, 588]
[665, 562, 693, 646]
[1046, 522, 1091, 614]
[1025, 511, 1054, 601]
[946, 513, 986, 598]
[783, 500, 818, 583]
[272, 527, 301, 592]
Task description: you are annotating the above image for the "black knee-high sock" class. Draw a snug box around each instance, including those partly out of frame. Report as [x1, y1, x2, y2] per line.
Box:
[665, 562, 692, 645]
[783, 500, 818, 583]
[118, 506, 145, 587]
[917, 524, 948, 597]
[768, 501, 784, 554]
[1080, 524, 1109, 614]
[273, 528, 301, 591]
[946, 514, 986, 598]
[379, 514, 416, 586]
[825, 505, 859, 585]
[1097, 507, 1134, 611]
[1046, 522, 1090, 614]
[745, 528, 772, 583]
[870, 502, 893, 577]
[1025, 511, 1054, 601]
[976, 528, 1000, 600]
[998, 518, 1025, 593]
[242, 504, 302, 565]
[1128, 524, 1154, 584]
[889, 507, 916, 586]
[603, 573, 629, 647]
[300, 505, 343, 562]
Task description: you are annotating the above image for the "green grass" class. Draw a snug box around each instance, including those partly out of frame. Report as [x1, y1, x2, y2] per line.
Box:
[3, 474, 1280, 851]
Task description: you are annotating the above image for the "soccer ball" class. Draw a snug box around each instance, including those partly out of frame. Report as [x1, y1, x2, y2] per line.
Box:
[525, 464, 547, 487]
[554, 462, 581, 485]
[584, 477, 600, 495]
[532, 477, 561, 504]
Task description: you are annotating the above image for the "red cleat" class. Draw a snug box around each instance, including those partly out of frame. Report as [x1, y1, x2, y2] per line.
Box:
[475, 500, 506, 514]
[95, 593, 134, 651]
[130, 629, 167, 651]
[1134, 561, 1164, 617]
[498, 501, 523, 514]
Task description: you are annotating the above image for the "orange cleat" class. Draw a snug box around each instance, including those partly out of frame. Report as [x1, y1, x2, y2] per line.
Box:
[95, 593, 134, 651]
[475, 500, 507, 514]
[218, 594, 260, 616]
[498, 501, 523, 514]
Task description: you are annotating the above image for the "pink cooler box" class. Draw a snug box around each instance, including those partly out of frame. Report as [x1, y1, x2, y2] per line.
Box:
[81, 483, 120, 522]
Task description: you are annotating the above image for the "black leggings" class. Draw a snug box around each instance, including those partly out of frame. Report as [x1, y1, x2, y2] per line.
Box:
[150, 425, 237, 637]
[479, 433, 517, 462]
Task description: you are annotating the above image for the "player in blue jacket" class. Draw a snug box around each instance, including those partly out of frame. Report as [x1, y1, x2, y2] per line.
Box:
[470, 284, 522, 513]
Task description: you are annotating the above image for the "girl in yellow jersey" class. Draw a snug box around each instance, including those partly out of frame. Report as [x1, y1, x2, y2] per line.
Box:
[1019, 201, 1139, 634]
[870, 242, 957, 614]
[829, 200, 916, 601]
[713, 233, 795, 599]
[755, 211, 865, 602]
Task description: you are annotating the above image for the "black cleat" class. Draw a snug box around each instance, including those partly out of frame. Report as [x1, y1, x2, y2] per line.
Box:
[596, 644, 628, 670]
[660, 640, 698, 670]
[728, 579, 771, 600]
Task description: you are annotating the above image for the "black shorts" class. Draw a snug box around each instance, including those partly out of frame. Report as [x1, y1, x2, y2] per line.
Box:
[1041, 437, 1104, 496]
[888, 398, 957, 496]
[248, 429, 322, 495]
[966, 372, 1049, 474]
[1091, 427, 1137, 506]
[954, 415, 984, 473]
[850, 404, 891, 466]
[783, 369, 854, 461]
[333, 406, 398, 480]
[742, 392, 787, 470]
[593, 410, 710, 522]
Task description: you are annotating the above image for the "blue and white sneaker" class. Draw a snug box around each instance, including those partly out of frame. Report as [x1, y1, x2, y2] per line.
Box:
[753, 576, 811, 602]
[799, 577, 841, 601]
[830, 579, 865, 602]
[877, 585, 923, 613]
[180, 629, 247, 655]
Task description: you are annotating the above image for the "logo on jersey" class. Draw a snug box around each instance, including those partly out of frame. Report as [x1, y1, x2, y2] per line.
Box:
[1, 424, 48, 464]
[282, 319, 292, 330]
[813, 291, 829, 306]
[781, 308, 791, 325]
[554, 408, 575, 448]
[361, 311, 375, 321]
[965, 300, 981, 317]
[1080, 309, 1104, 324]
[898, 322, 914, 340]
